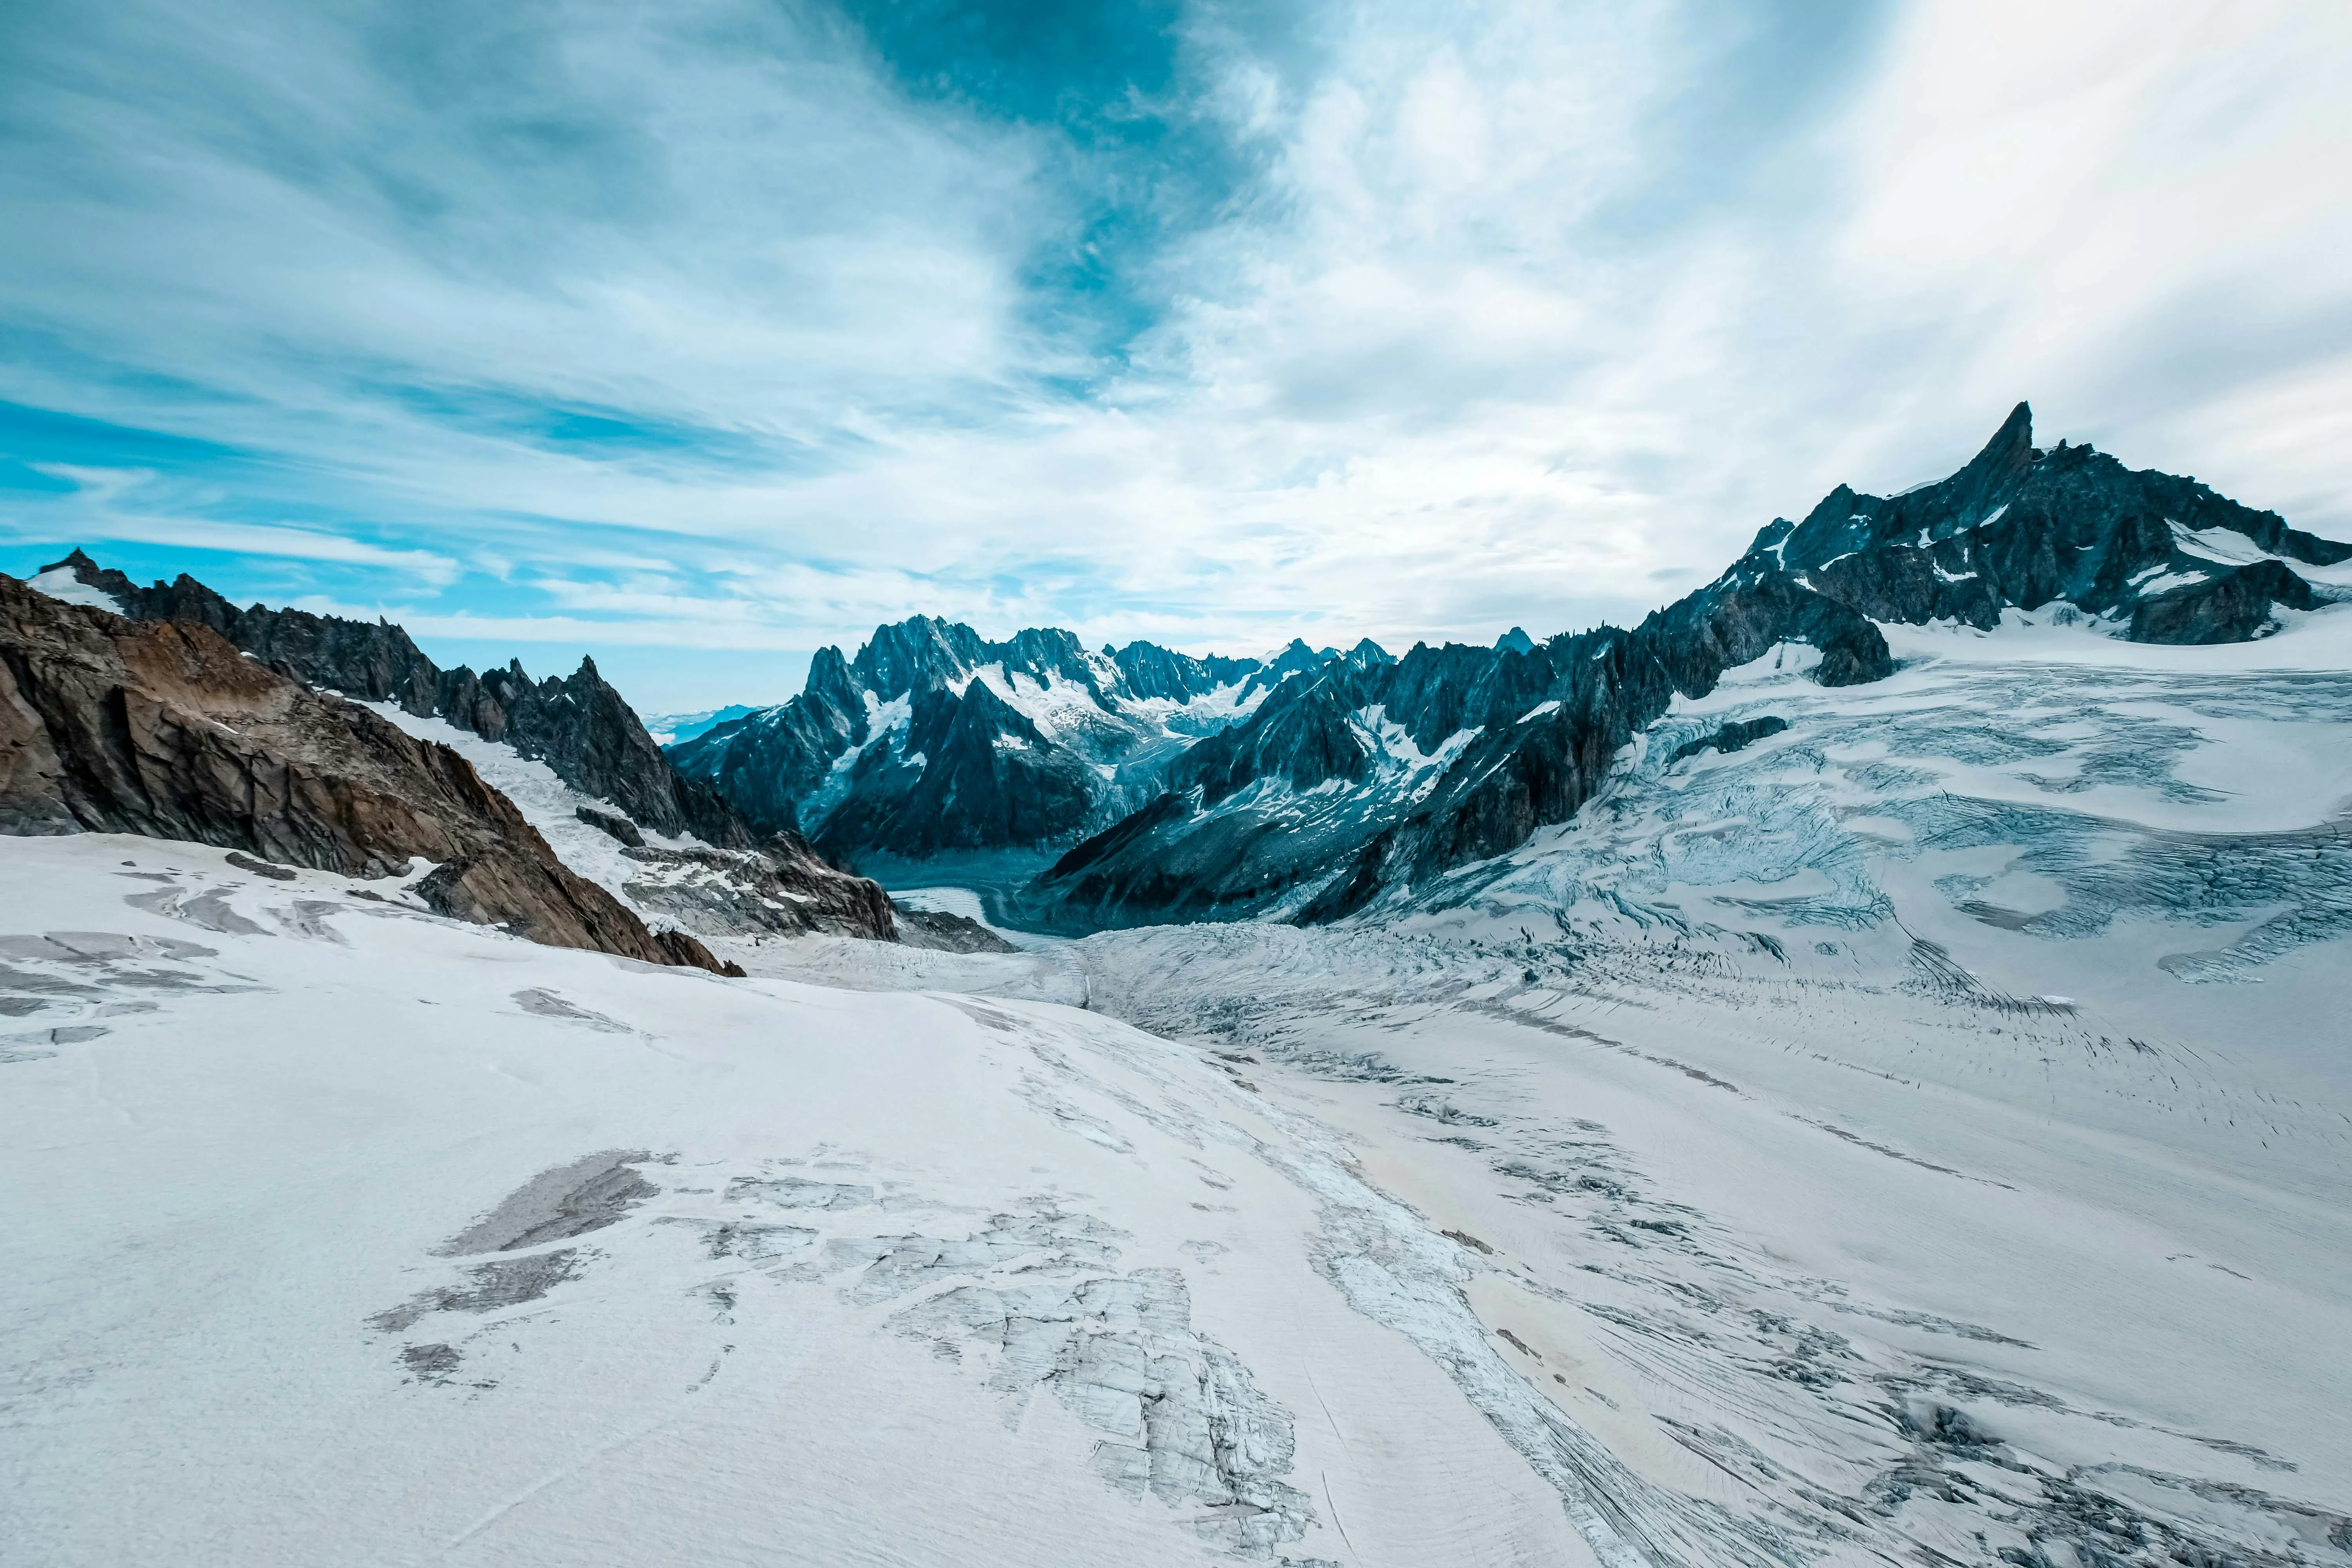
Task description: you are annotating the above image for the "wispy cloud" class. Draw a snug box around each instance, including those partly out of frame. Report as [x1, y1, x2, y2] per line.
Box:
[7, 464, 461, 582]
[2, 0, 2346, 701]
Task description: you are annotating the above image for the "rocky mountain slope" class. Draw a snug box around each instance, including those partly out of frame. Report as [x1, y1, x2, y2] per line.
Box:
[1022, 404, 2352, 930]
[0, 573, 730, 972]
[666, 617, 1340, 859]
[31, 551, 896, 943]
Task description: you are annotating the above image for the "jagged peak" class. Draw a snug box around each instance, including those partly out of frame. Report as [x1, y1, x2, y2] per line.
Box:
[1742, 517, 1795, 561]
[1955, 400, 2036, 487]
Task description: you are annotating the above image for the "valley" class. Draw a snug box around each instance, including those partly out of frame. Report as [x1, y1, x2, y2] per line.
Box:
[5, 407, 2350, 1566]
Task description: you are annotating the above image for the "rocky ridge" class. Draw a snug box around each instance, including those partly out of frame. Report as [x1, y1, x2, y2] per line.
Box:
[1021, 404, 2352, 930]
[667, 616, 1345, 861]
[0, 573, 731, 972]
[34, 551, 895, 943]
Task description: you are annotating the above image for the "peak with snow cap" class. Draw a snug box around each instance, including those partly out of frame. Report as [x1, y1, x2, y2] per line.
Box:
[668, 617, 1315, 861]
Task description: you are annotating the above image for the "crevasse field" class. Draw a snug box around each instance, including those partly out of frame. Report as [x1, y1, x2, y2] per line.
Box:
[6, 619, 2351, 1568]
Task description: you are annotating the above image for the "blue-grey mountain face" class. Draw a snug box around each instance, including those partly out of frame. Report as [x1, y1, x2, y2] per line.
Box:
[664, 619, 1351, 860]
[1022, 404, 2351, 930]
[1724, 401, 2347, 642]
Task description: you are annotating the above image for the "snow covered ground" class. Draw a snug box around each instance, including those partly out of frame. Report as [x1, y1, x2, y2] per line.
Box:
[1038, 620, 2352, 1567]
[6, 617, 2351, 1567]
[0, 836, 1623, 1566]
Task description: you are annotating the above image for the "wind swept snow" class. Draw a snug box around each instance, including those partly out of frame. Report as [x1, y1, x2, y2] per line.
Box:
[8, 612, 2352, 1568]
[0, 836, 1602, 1564]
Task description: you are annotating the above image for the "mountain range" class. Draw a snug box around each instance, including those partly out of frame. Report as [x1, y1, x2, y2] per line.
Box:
[18, 402, 2347, 945]
[667, 403, 2350, 928]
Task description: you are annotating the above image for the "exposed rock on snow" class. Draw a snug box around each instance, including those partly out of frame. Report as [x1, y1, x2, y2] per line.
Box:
[894, 903, 1022, 953]
[1670, 714, 1788, 762]
[436, 1149, 661, 1254]
[574, 804, 644, 847]
[33, 550, 875, 896]
[0, 572, 730, 972]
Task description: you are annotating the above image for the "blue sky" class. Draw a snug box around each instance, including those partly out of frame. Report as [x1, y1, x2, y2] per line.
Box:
[4, 0, 2349, 711]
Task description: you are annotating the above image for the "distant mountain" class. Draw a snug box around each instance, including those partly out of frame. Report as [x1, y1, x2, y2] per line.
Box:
[666, 618, 1365, 862]
[1021, 403, 2352, 931]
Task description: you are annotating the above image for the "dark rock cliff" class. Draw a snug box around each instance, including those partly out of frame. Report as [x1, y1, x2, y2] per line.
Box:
[0, 573, 735, 973]
[811, 679, 1101, 858]
[668, 615, 1318, 859]
[45, 549, 445, 715]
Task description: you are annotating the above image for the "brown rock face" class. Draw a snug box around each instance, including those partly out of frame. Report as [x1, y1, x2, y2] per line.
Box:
[40, 548, 897, 944]
[0, 573, 734, 975]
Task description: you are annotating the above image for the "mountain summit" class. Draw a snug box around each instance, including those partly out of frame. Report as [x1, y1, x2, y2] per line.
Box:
[666, 622, 1359, 862]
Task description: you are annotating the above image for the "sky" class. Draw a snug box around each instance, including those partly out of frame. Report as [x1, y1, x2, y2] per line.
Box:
[4, 0, 2350, 713]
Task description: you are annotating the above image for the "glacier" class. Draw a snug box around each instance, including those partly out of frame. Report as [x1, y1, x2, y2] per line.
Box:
[7, 598, 2350, 1566]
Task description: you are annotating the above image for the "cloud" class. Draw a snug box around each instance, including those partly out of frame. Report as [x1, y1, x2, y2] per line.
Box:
[2, 0, 2347, 703]
[5, 464, 461, 583]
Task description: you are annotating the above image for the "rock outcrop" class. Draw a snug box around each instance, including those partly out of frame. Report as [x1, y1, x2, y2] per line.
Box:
[617, 832, 900, 940]
[1671, 715, 1788, 764]
[892, 905, 1020, 954]
[44, 550, 748, 846]
[0, 573, 735, 973]
[36, 552, 898, 943]
[1024, 404, 2350, 931]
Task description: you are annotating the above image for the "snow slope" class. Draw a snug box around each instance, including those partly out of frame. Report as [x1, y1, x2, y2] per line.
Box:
[0, 835, 1624, 1566]
[359, 701, 709, 913]
[358, 701, 871, 944]
[6, 625, 2349, 1567]
[1026, 621, 2352, 1567]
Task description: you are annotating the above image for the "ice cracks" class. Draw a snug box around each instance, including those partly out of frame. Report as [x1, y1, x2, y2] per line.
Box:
[733, 1172, 1323, 1561]
[995, 996, 1796, 1568]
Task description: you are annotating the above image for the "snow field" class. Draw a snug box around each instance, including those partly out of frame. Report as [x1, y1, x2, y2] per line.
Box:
[2, 835, 1630, 1566]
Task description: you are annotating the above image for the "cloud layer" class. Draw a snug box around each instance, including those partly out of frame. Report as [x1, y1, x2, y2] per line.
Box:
[3, 0, 2347, 708]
